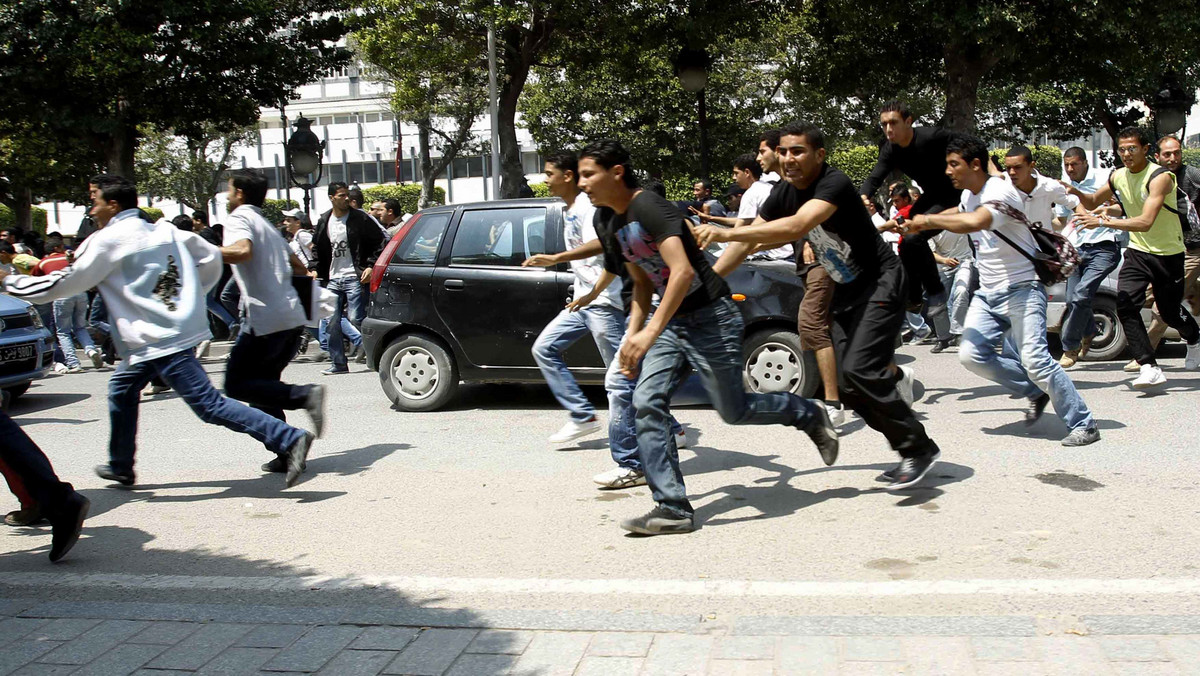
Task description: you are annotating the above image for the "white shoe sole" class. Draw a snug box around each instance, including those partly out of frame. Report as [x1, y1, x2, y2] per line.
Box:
[1132, 379, 1166, 390]
[593, 474, 647, 489]
[549, 423, 601, 444]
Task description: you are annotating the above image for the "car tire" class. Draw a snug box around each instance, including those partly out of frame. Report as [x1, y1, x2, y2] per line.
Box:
[379, 334, 459, 411]
[2, 382, 31, 401]
[1080, 295, 1126, 361]
[742, 329, 819, 398]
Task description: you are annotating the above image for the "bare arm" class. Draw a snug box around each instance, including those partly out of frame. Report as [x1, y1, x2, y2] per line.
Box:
[522, 238, 603, 267]
[695, 199, 838, 249]
[618, 237, 695, 378]
[566, 270, 616, 312]
[901, 207, 993, 235]
[1065, 180, 1114, 211]
[1075, 172, 1172, 233]
[220, 239, 253, 264]
[289, 253, 309, 276]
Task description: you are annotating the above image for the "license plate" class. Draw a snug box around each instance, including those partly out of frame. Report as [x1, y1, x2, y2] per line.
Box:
[0, 343, 35, 364]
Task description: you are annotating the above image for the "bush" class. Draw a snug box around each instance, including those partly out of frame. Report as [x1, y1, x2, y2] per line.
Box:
[991, 145, 1063, 179]
[0, 205, 49, 234]
[529, 182, 551, 198]
[361, 184, 444, 215]
[262, 199, 300, 226]
[662, 176, 699, 202]
[142, 207, 164, 222]
[1183, 148, 1200, 170]
[828, 145, 880, 188]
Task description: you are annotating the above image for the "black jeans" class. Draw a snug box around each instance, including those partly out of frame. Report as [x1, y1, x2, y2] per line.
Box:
[1117, 248, 1200, 366]
[223, 327, 310, 422]
[897, 196, 955, 305]
[0, 411, 74, 516]
[831, 263, 938, 459]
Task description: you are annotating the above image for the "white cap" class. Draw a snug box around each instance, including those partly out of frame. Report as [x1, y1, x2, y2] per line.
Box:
[281, 209, 304, 220]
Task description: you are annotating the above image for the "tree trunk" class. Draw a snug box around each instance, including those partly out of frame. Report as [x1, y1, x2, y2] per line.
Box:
[102, 124, 138, 179]
[942, 43, 998, 133]
[497, 89, 527, 199]
[11, 186, 33, 232]
[417, 118, 437, 209]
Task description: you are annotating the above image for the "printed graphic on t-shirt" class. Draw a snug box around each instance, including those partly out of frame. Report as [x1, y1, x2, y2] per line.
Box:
[806, 225, 861, 283]
[616, 220, 701, 296]
[152, 255, 181, 311]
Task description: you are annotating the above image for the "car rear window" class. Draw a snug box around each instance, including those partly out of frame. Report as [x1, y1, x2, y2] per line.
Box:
[450, 208, 548, 266]
[392, 213, 451, 265]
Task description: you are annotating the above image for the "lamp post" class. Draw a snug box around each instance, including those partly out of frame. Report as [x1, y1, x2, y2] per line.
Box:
[284, 114, 326, 216]
[675, 47, 712, 181]
[1153, 86, 1192, 139]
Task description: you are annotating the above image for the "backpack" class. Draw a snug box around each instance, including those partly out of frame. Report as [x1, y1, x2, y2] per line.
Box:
[1109, 167, 1200, 247]
[982, 200, 1080, 285]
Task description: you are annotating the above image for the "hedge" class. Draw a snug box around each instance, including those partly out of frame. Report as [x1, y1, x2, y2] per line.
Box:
[991, 145, 1063, 179]
[1183, 148, 1200, 170]
[0, 205, 49, 234]
[262, 199, 300, 226]
[361, 184, 444, 215]
[828, 146, 881, 188]
[529, 182, 551, 198]
[142, 207, 165, 222]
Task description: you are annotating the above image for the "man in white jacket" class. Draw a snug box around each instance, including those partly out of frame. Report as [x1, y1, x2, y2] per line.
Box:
[0, 176, 314, 487]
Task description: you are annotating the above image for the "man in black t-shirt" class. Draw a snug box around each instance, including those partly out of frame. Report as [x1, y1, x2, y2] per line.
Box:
[698, 121, 942, 491]
[577, 140, 837, 536]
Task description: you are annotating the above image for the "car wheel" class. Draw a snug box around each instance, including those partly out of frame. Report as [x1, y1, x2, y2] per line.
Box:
[742, 329, 818, 397]
[1080, 295, 1126, 361]
[2, 382, 31, 401]
[379, 334, 459, 411]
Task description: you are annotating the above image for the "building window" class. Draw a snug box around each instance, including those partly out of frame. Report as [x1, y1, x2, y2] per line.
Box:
[333, 115, 353, 125]
[521, 151, 541, 175]
[317, 115, 334, 126]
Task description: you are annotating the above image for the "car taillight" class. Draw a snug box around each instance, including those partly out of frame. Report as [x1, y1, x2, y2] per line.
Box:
[371, 214, 421, 294]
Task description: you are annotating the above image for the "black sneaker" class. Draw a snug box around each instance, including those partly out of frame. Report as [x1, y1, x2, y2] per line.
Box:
[619, 506, 695, 535]
[1025, 393, 1050, 426]
[95, 464, 136, 486]
[321, 366, 349, 376]
[930, 338, 954, 354]
[799, 405, 839, 466]
[305, 385, 326, 438]
[886, 451, 940, 491]
[48, 492, 90, 563]
[877, 461, 903, 482]
[262, 455, 305, 473]
[285, 432, 314, 488]
[5, 507, 46, 527]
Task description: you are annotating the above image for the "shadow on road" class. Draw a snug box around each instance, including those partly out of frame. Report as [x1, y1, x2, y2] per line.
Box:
[6, 390, 91, 417]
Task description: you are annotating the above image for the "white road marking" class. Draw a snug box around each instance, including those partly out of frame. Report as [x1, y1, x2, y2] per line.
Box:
[9, 572, 1200, 597]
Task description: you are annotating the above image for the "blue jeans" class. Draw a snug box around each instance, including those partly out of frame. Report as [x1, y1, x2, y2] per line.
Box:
[89, 294, 111, 337]
[532, 306, 624, 423]
[107, 349, 306, 473]
[941, 260, 975, 336]
[318, 318, 362, 352]
[52, 294, 97, 368]
[326, 276, 365, 368]
[959, 282, 1094, 431]
[633, 298, 821, 518]
[1061, 241, 1121, 351]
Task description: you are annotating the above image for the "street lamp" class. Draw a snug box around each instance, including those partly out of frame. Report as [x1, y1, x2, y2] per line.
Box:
[674, 47, 712, 181]
[1153, 87, 1192, 138]
[285, 114, 326, 216]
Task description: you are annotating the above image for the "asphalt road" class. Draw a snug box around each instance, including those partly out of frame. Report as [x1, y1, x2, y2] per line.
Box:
[3, 341, 1199, 625]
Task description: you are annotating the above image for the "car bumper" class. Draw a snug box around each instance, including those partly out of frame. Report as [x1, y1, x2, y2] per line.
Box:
[0, 327, 55, 389]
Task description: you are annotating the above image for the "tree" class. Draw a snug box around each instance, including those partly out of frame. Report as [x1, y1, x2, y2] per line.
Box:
[0, 0, 349, 178]
[135, 124, 258, 212]
[0, 120, 103, 231]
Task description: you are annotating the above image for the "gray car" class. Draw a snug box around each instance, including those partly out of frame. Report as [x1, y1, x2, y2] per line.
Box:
[0, 293, 55, 401]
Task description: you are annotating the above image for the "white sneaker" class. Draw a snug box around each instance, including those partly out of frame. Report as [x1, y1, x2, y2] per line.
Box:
[144, 383, 171, 396]
[548, 418, 601, 443]
[1186, 341, 1200, 371]
[86, 349, 104, 369]
[1132, 364, 1167, 390]
[824, 402, 846, 426]
[896, 366, 915, 406]
[593, 466, 647, 489]
[52, 362, 69, 374]
[674, 429, 689, 449]
[196, 339, 212, 358]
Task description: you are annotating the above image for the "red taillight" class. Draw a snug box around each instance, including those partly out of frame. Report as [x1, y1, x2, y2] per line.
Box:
[370, 214, 421, 293]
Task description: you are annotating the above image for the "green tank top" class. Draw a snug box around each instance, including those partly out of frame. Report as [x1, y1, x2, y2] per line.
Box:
[1109, 162, 1184, 255]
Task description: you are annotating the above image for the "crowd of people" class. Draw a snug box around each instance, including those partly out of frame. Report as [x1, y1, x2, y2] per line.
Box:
[2, 99, 1200, 558]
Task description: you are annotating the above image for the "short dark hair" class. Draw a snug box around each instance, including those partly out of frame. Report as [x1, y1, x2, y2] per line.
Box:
[696, 178, 713, 193]
[1006, 145, 1034, 165]
[0, 243, 15, 255]
[759, 129, 781, 150]
[1118, 126, 1150, 146]
[642, 180, 666, 198]
[880, 100, 913, 120]
[45, 235, 64, 252]
[96, 175, 139, 210]
[778, 120, 827, 151]
[229, 169, 269, 207]
[383, 198, 402, 216]
[889, 184, 911, 200]
[347, 187, 364, 205]
[328, 181, 349, 197]
[171, 215, 194, 231]
[579, 140, 638, 188]
[733, 153, 763, 179]
[945, 133, 990, 170]
[1063, 147, 1087, 162]
[88, 173, 118, 187]
[191, 210, 208, 225]
[544, 151, 578, 180]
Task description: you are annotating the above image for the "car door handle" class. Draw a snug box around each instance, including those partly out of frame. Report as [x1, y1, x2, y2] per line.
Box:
[443, 279, 465, 290]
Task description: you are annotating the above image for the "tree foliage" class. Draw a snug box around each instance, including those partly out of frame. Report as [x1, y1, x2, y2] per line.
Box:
[135, 124, 259, 212]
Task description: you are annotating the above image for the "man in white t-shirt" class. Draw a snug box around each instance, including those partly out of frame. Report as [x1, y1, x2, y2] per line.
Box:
[220, 171, 326, 476]
[693, 153, 793, 261]
[896, 134, 1099, 447]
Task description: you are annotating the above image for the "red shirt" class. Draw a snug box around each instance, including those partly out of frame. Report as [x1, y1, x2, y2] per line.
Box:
[896, 204, 914, 219]
[32, 252, 70, 276]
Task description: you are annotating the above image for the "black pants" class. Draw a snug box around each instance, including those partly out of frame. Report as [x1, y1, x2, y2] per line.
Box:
[831, 263, 938, 459]
[898, 196, 955, 306]
[0, 411, 74, 516]
[1118, 248, 1200, 365]
[223, 327, 309, 421]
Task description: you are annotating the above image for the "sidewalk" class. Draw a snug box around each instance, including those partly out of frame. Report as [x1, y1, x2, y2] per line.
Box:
[2, 597, 1199, 675]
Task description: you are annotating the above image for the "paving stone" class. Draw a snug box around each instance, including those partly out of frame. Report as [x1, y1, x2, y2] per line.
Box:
[777, 636, 837, 673]
[464, 630, 532, 656]
[314, 649, 395, 676]
[195, 647, 278, 675]
[573, 656, 644, 676]
[0, 642, 61, 676]
[129, 622, 201, 646]
[971, 636, 1039, 661]
[641, 634, 712, 676]
[1161, 636, 1200, 673]
[443, 653, 519, 676]
[0, 620, 52, 648]
[841, 636, 902, 662]
[713, 636, 776, 660]
[145, 623, 255, 671]
[382, 629, 477, 676]
[507, 632, 591, 676]
[1110, 664, 1183, 676]
[261, 625, 362, 673]
[72, 643, 168, 676]
[236, 626, 309, 649]
[902, 635, 974, 675]
[36, 620, 148, 665]
[974, 663, 1049, 676]
[25, 619, 102, 642]
[1098, 636, 1172, 662]
[585, 632, 654, 658]
[348, 628, 420, 652]
[1037, 636, 1116, 676]
[707, 659, 773, 675]
[836, 662, 908, 676]
[9, 665, 81, 676]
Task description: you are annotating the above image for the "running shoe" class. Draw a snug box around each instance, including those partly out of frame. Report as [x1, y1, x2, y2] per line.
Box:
[1132, 364, 1166, 390]
[549, 418, 601, 444]
[619, 506, 695, 535]
[593, 466, 647, 489]
[886, 451, 940, 491]
[1025, 393, 1050, 426]
[1061, 426, 1101, 447]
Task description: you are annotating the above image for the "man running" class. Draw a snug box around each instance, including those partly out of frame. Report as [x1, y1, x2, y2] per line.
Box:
[578, 139, 837, 536]
[1066, 127, 1200, 387]
[896, 134, 1100, 446]
[0, 175, 315, 487]
[698, 121, 941, 490]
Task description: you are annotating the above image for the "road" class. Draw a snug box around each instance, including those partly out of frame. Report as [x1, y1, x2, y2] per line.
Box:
[2, 342, 1199, 673]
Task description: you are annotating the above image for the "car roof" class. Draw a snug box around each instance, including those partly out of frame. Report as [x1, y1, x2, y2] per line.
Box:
[415, 198, 562, 216]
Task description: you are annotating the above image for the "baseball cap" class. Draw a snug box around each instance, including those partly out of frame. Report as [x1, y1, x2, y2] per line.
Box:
[282, 209, 304, 220]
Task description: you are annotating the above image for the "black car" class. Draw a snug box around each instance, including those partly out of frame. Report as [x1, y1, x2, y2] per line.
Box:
[361, 198, 817, 411]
